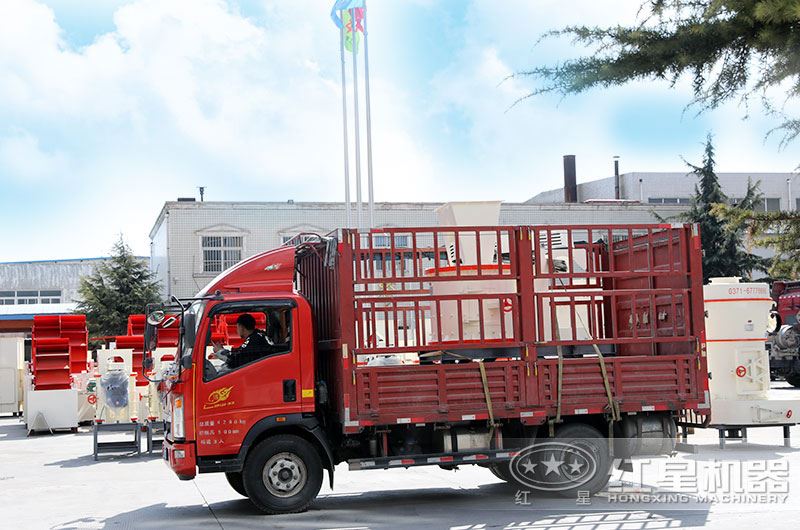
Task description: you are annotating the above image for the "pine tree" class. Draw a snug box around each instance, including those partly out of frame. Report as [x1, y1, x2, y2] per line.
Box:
[520, 0, 800, 144]
[713, 206, 800, 278]
[76, 237, 162, 338]
[679, 136, 767, 281]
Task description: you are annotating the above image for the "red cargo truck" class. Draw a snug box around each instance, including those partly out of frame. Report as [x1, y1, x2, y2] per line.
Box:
[148, 223, 709, 514]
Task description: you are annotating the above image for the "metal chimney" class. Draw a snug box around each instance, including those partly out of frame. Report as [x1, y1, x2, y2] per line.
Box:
[563, 155, 577, 203]
[613, 156, 620, 200]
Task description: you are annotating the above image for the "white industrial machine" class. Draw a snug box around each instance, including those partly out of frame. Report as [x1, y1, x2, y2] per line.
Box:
[144, 349, 176, 422]
[0, 337, 24, 415]
[25, 386, 79, 433]
[429, 201, 515, 343]
[94, 348, 137, 423]
[704, 277, 800, 444]
[428, 201, 592, 347]
[92, 347, 142, 459]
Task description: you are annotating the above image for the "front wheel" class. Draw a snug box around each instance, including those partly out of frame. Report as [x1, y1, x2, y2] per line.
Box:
[242, 434, 323, 514]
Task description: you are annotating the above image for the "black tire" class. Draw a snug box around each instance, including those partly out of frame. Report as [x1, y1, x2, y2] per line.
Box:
[551, 423, 612, 498]
[489, 462, 515, 483]
[786, 372, 800, 388]
[242, 434, 323, 514]
[225, 472, 247, 497]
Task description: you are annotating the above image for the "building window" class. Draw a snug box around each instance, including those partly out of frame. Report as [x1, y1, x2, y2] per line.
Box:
[730, 197, 782, 212]
[372, 235, 410, 248]
[281, 234, 319, 245]
[648, 198, 691, 205]
[0, 290, 61, 305]
[766, 198, 781, 212]
[202, 236, 243, 273]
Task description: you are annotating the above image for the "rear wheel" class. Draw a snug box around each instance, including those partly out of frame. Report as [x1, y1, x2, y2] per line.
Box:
[242, 434, 323, 514]
[489, 462, 514, 482]
[225, 472, 246, 497]
[785, 372, 800, 388]
[552, 423, 612, 498]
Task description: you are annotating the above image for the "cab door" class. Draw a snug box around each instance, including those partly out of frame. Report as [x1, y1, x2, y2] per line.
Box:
[195, 299, 300, 456]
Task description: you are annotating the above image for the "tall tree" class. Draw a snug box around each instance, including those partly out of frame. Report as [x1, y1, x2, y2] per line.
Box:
[76, 237, 161, 338]
[714, 205, 800, 278]
[520, 0, 800, 143]
[678, 136, 766, 281]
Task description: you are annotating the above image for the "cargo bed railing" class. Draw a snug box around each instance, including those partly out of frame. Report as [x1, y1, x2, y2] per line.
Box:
[346, 226, 524, 356]
[336, 224, 703, 358]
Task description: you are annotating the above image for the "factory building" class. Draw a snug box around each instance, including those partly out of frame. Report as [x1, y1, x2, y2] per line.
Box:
[528, 170, 798, 211]
[0, 257, 145, 334]
[149, 198, 684, 298]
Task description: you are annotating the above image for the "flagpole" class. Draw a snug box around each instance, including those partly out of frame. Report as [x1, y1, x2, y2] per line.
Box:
[350, 7, 364, 231]
[339, 19, 352, 228]
[363, 0, 375, 229]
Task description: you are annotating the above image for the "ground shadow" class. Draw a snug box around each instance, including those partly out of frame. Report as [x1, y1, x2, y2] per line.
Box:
[52, 483, 711, 530]
[45, 451, 163, 468]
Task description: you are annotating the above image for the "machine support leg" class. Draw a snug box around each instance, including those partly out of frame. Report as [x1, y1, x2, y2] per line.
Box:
[718, 429, 725, 450]
[741, 427, 748, 444]
[93, 423, 99, 461]
[784, 425, 791, 448]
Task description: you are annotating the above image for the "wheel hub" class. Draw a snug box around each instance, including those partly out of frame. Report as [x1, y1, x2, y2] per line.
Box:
[262, 452, 307, 498]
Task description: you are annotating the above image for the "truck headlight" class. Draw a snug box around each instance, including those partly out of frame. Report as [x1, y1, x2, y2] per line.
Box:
[172, 394, 185, 439]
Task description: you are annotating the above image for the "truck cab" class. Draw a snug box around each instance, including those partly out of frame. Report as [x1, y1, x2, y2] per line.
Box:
[153, 245, 332, 513]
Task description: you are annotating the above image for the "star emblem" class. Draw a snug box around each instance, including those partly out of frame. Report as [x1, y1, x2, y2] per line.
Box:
[542, 453, 563, 476]
[567, 459, 584, 474]
[521, 459, 537, 475]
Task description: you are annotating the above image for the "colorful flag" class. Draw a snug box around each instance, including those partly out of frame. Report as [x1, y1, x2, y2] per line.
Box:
[330, 0, 365, 29]
[342, 8, 364, 53]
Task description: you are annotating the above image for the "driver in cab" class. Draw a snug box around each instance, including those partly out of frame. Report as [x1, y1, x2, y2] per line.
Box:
[209, 314, 271, 369]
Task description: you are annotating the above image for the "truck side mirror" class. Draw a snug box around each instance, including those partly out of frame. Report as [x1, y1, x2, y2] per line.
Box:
[144, 324, 158, 352]
[183, 312, 196, 347]
[181, 355, 193, 369]
[147, 310, 166, 325]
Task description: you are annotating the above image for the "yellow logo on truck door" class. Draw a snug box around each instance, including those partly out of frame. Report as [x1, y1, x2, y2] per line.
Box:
[204, 386, 235, 410]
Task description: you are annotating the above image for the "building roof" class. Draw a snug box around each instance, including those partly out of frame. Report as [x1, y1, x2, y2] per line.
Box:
[148, 199, 690, 239]
[0, 303, 78, 320]
[526, 171, 798, 203]
[0, 256, 146, 266]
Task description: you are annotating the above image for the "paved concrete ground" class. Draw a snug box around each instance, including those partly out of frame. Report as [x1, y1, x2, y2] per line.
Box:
[3, 383, 800, 529]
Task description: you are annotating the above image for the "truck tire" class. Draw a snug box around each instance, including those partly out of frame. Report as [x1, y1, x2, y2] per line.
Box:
[489, 462, 514, 483]
[242, 434, 323, 514]
[225, 472, 247, 497]
[552, 423, 612, 498]
[786, 372, 800, 388]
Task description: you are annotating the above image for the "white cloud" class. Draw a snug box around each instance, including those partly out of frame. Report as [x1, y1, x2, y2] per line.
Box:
[0, 130, 68, 180]
[0, 0, 797, 262]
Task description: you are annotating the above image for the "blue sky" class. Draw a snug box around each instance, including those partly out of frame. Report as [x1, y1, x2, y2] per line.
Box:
[0, 0, 797, 261]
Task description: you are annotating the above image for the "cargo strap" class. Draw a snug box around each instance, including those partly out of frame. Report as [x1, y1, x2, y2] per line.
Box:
[477, 361, 499, 439]
[549, 280, 620, 429]
[592, 342, 620, 422]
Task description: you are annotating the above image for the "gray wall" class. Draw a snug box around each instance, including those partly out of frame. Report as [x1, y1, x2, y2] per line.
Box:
[0, 257, 148, 307]
[150, 200, 684, 298]
[528, 172, 797, 209]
